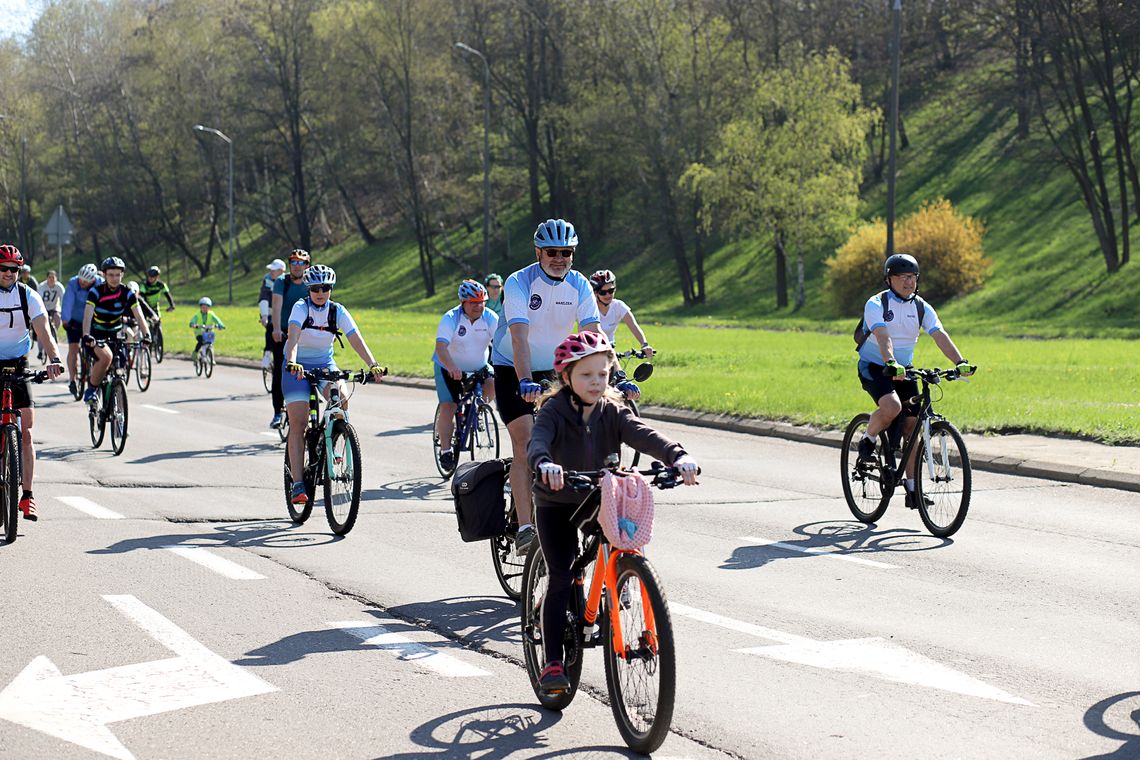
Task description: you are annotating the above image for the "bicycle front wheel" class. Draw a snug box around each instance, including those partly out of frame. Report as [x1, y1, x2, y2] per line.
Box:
[915, 420, 972, 538]
[135, 346, 152, 391]
[193, 349, 203, 376]
[620, 399, 642, 468]
[521, 546, 584, 711]
[490, 482, 522, 599]
[840, 413, 892, 523]
[471, 403, 499, 461]
[108, 378, 129, 456]
[152, 324, 164, 363]
[603, 553, 676, 755]
[1, 425, 20, 544]
[75, 351, 90, 401]
[204, 346, 215, 378]
[283, 440, 315, 523]
[323, 420, 362, 535]
[262, 366, 272, 393]
[89, 386, 106, 449]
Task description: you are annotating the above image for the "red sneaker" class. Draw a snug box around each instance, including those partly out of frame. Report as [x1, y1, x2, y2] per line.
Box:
[18, 496, 37, 522]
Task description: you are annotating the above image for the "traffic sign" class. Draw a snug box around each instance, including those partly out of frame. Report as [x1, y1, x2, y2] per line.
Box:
[44, 205, 73, 247]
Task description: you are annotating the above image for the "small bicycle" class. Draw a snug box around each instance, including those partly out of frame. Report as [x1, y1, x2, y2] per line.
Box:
[193, 327, 221, 378]
[284, 367, 384, 535]
[613, 348, 656, 468]
[431, 367, 499, 478]
[520, 457, 693, 754]
[87, 338, 132, 456]
[0, 368, 47, 544]
[841, 366, 972, 538]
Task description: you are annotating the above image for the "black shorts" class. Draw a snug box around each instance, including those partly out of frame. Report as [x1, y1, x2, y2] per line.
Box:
[65, 320, 84, 344]
[493, 364, 555, 425]
[0, 360, 33, 409]
[858, 363, 919, 413]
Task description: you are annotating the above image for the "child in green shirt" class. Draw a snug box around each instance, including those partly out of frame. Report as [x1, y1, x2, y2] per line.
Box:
[190, 297, 226, 354]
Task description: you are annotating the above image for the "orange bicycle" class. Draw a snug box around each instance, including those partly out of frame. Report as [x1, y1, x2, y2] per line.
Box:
[520, 458, 692, 754]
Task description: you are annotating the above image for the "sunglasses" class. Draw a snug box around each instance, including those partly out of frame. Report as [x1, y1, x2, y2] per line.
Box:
[487, 283, 502, 288]
[0, 266, 19, 274]
[542, 249, 574, 259]
[289, 259, 309, 265]
[308, 285, 332, 293]
[596, 288, 616, 296]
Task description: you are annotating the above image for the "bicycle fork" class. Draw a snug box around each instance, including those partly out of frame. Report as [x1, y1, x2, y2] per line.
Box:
[920, 418, 952, 483]
[583, 545, 659, 661]
[323, 407, 352, 480]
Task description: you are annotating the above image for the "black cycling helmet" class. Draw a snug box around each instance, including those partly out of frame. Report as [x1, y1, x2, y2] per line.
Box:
[146, 266, 160, 277]
[101, 256, 126, 272]
[884, 253, 919, 277]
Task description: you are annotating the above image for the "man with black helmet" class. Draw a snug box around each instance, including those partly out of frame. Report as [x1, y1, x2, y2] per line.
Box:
[855, 253, 976, 509]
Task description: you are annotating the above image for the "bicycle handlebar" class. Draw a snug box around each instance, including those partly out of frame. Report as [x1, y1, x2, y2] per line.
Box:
[301, 367, 388, 385]
[557, 460, 700, 492]
[615, 348, 653, 360]
[0, 369, 50, 384]
[901, 366, 963, 383]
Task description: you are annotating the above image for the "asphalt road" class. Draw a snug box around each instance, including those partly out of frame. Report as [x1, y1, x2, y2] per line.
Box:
[1, 358, 1137, 760]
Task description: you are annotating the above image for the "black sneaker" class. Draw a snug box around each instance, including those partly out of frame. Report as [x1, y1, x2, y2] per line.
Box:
[857, 437, 877, 463]
[439, 450, 456, 471]
[538, 660, 571, 695]
[905, 490, 935, 509]
[68, 380, 77, 397]
[515, 524, 536, 554]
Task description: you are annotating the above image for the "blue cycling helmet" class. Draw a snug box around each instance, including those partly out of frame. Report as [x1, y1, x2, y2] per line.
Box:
[198, 296, 213, 307]
[458, 279, 487, 302]
[303, 264, 336, 287]
[533, 218, 578, 249]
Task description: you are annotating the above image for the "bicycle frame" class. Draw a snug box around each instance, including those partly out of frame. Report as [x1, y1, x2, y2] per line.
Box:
[881, 374, 950, 486]
[453, 377, 487, 453]
[304, 375, 352, 481]
[577, 537, 658, 659]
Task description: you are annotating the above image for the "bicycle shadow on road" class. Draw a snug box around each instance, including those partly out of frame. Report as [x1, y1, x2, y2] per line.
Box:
[720, 520, 950, 571]
[384, 596, 521, 647]
[163, 392, 265, 404]
[374, 703, 568, 759]
[1081, 691, 1140, 759]
[87, 518, 339, 555]
[361, 477, 449, 503]
[374, 422, 433, 438]
[127, 440, 280, 465]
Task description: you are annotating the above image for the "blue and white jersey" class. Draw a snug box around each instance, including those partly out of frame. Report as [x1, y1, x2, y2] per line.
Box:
[287, 298, 359, 366]
[857, 290, 942, 367]
[0, 284, 45, 360]
[62, 275, 104, 324]
[490, 263, 600, 372]
[433, 305, 498, 372]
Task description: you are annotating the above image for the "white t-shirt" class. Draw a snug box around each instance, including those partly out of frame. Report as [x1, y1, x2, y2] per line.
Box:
[0, 284, 46, 360]
[434, 305, 498, 372]
[287, 298, 360, 366]
[857, 290, 942, 367]
[598, 298, 631, 343]
[38, 282, 65, 312]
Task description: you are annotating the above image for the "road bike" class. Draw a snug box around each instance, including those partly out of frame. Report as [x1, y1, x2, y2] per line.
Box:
[432, 367, 499, 478]
[614, 348, 656, 468]
[86, 338, 132, 456]
[520, 458, 693, 754]
[0, 367, 47, 544]
[284, 367, 384, 535]
[841, 366, 972, 538]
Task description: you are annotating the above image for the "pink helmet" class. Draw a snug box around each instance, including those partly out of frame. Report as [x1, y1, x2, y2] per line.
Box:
[553, 331, 614, 374]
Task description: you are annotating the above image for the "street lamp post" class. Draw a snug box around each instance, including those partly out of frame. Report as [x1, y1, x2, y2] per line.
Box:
[455, 42, 491, 276]
[886, 0, 902, 258]
[193, 124, 235, 305]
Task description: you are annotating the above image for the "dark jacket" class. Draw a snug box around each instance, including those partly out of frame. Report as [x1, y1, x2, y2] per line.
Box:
[527, 387, 686, 506]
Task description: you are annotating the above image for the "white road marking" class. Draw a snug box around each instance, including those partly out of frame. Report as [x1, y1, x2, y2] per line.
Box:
[161, 545, 266, 580]
[0, 595, 277, 760]
[56, 496, 125, 520]
[329, 620, 490, 678]
[259, 431, 280, 438]
[141, 404, 178, 414]
[670, 603, 1032, 705]
[739, 535, 899, 569]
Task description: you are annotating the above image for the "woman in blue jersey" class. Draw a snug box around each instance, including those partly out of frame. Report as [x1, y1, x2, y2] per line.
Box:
[283, 265, 384, 505]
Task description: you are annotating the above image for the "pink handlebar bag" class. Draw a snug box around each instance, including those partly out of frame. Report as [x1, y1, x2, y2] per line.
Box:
[598, 470, 654, 550]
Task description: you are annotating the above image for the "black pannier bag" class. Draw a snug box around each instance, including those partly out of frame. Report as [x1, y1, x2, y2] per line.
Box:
[450, 458, 508, 542]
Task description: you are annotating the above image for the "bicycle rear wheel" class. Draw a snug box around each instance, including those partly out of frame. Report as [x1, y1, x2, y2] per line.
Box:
[204, 346, 215, 378]
[193, 349, 203, 376]
[471, 402, 499, 461]
[108, 378, 129, 456]
[603, 553, 676, 755]
[283, 440, 315, 523]
[323, 420, 362, 535]
[840, 413, 892, 523]
[89, 385, 106, 449]
[1, 425, 20, 544]
[915, 420, 972, 538]
[620, 398, 642, 468]
[135, 346, 152, 391]
[152, 323, 164, 363]
[521, 546, 584, 710]
[262, 365, 272, 393]
[75, 350, 90, 401]
[490, 479, 522, 599]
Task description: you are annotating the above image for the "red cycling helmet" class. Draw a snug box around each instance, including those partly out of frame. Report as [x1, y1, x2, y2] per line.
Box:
[589, 269, 616, 290]
[553, 330, 614, 374]
[0, 245, 24, 266]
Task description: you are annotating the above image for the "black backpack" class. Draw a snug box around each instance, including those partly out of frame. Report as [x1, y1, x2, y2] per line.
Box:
[450, 458, 509, 542]
[853, 291, 925, 351]
[300, 297, 345, 348]
[0, 283, 32, 331]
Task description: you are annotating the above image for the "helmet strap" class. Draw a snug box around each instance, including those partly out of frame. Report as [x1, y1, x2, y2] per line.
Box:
[885, 278, 918, 303]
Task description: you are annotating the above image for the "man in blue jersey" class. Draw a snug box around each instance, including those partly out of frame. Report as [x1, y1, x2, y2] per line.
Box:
[491, 219, 601, 552]
[62, 263, 103, 397]
[0, 245, 63, 521]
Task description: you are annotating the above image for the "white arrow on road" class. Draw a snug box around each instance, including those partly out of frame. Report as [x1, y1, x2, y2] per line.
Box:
[671, 603, 1033, 706]
[0, 595, 277, 760]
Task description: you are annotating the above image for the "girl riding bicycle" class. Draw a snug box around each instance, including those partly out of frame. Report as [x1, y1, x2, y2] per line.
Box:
[526, 330, 698, 696]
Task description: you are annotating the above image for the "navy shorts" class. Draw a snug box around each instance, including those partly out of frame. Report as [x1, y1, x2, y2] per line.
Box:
[858, 361, 919, 413]
[493, 364, 555, 425]
[65, 320, 84, 344]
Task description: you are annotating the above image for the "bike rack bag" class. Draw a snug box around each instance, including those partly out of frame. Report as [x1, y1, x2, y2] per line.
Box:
[450, 458, 508, 542]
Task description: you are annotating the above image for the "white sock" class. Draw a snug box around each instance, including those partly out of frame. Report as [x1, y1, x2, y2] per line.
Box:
[905, 479, 915, 492]
[861, 433, 873, 443]
[518, 522, 532, 531]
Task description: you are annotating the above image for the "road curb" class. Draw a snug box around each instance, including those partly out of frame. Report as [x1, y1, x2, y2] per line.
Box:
[207, 354, 1140, 495]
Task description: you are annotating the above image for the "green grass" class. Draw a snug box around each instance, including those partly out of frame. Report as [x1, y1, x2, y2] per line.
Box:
[185, 307, 1140, 445]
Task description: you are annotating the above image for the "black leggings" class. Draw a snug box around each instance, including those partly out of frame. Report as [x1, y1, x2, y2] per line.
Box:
[269, 335, 285, 414]
[535, 500, 583, 664]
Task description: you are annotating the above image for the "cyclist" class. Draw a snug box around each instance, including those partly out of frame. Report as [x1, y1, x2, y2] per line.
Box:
[81, 257, 151, 403]
[19, 264, 38, 294]
[491, 218, 601, 553]
[37, 270, 66, 363]
[527, 330, 698, 695]
[140, 266, 176, 314]
[190, 297, 226, 356]
[270, 249, 312, 430]
[856, 253, 976, 509]
[589, 269, 655, 358]
[62, 263, 103, 397]
[283, 264, 384, 505]
[483, 273, 504, 319]
[0, 245, 64, 521]
[433, 279, 498, 471]
[259, 258, 286, 372]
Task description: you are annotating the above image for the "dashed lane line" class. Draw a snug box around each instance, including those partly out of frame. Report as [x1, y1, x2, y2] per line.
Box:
[329, 620, 491, 678]
[161, 545, 266, 580]
[56, 496, 125, 520]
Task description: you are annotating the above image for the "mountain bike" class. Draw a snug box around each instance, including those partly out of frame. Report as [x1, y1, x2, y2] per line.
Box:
[193, 327, 221, 378]
[841, 366, 972, 538]
[613, 348, 656, 468]
[432, 367, 499, 478]
[520, 458, 693, 754]
[0, 368, 48, 544]
[86, 338, 132, 456]
[284, 367, 384, 535]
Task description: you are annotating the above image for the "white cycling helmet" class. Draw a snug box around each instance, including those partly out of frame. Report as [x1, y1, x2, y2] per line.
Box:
[78, 263, 98, 281]
[199, 297, 213, 307]
[127, 280, 140, 293]
[303, 264, 336, 287]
